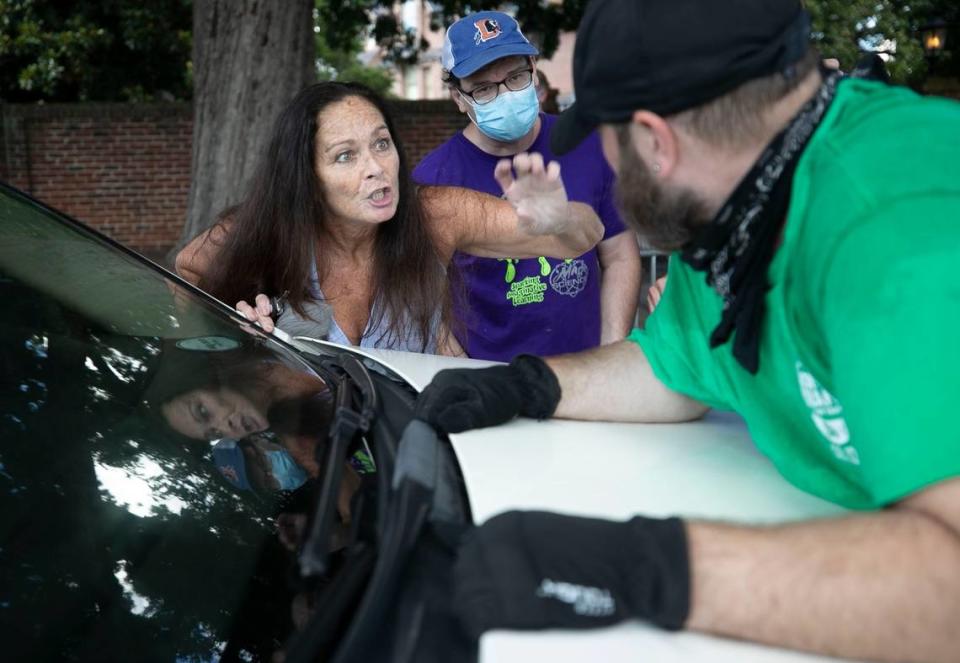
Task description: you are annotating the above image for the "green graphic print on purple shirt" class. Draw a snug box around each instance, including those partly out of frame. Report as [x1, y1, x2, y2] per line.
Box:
[414, 113, 626, 361]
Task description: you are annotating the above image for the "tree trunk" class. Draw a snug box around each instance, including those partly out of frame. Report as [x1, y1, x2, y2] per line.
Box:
[174, 0, 314, 258]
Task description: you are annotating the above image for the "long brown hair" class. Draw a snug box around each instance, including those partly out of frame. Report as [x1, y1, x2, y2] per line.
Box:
[198, 82, 451, 351]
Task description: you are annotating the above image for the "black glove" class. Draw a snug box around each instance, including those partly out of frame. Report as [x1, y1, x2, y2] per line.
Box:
[415, 354, 561, 433]
[453, 510, 689, 638]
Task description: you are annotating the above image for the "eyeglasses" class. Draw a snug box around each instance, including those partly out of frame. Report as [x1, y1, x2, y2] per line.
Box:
[458, 68, 534, 105]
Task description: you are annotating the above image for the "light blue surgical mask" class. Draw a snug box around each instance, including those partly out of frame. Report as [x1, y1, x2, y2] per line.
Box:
[466, 84, 540, 143]
[265, 449, 309, 491]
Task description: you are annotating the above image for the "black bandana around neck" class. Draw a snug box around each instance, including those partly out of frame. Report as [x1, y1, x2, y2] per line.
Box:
[680, 69, 842, 374]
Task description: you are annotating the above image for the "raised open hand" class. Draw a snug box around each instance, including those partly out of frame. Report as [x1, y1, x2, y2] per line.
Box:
[494, 152, 569, 235]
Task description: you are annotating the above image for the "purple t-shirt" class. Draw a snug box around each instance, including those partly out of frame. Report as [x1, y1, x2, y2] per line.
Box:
[413, 113, 626, 361]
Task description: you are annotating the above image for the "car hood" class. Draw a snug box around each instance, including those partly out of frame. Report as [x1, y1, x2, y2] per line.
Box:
[288, 339, 852, 663]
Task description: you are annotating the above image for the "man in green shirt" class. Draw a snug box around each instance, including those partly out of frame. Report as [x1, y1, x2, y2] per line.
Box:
[415, 0, 960, 660]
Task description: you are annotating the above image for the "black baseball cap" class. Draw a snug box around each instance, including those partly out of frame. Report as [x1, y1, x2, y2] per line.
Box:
[552, 0, 811, 155]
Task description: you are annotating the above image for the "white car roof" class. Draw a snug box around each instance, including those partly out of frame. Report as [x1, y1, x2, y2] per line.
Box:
[288, 339, 853, 663]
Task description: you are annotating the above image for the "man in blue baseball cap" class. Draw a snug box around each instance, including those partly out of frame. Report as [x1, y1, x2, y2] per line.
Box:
[414, 10, 641, 362]
[416, 1, 960, 660]
[212, 439, 254, 492]
[212, 436, 308, 494]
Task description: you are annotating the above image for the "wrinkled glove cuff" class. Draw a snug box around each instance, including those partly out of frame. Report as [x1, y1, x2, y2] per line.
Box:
[624, 516, 690, 630]
[510, 354, 561, 420]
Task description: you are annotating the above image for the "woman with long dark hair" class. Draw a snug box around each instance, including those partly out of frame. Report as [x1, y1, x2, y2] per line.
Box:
[176, 82, 602, 354]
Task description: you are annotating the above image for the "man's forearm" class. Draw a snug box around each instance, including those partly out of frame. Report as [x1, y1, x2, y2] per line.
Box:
[553, 201, 604, 256]
[599, 260, 641, 344]
[597, 231, 642, 343]
[546, 340, 707, 423]
[686, 507, 960, 662]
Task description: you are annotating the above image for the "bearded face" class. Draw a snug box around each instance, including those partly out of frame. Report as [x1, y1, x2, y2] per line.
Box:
[613, 127, 711, 252]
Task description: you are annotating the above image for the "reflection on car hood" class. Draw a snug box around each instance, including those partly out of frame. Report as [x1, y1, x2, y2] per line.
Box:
[298, 340, 844, 523]
[293, 338, 854, 663]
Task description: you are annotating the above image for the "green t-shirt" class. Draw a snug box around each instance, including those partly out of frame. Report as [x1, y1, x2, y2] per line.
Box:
[631, 79, 960, 510]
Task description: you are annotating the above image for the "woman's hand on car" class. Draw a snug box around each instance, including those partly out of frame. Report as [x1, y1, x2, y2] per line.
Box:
[236, 294, 275, 333]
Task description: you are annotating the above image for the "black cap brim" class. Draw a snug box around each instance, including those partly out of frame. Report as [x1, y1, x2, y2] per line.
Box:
[550, 102, 598, 156]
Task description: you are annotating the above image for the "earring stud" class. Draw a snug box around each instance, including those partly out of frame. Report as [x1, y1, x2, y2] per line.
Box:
[652, 163, 662, 173]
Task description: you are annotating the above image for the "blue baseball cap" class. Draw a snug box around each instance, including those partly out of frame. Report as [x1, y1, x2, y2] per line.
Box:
[442, 11, 539, 79]
[212, 440, 252, 491]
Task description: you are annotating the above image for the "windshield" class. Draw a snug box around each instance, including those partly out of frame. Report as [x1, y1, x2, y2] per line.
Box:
[0, 185, 371, 660]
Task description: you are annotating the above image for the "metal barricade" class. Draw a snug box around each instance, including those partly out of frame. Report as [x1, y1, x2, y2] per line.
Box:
[637, 247, 670, 327]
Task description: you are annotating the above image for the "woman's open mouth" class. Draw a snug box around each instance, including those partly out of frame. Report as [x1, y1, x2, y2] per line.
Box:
[368, 187, 394, 208]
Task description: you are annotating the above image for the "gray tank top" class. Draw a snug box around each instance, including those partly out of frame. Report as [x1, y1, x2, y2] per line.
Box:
[274, 261, 439, 354]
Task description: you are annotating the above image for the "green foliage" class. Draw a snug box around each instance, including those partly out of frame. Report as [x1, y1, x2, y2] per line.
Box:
[0, 0, 192, 102]
[314, 0, 394, 95]
[805, 0, 959, 84]
[1, 0, 955, 103]
[806, 0, 925, 84]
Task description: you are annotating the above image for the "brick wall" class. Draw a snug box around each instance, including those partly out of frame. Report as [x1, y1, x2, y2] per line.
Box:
[387, 99, 467, 169]
[1, 103, 194, 258]
[0, 100, 466, 260]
